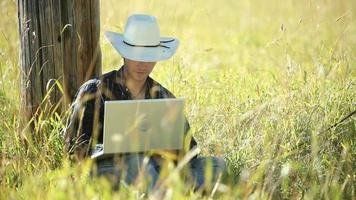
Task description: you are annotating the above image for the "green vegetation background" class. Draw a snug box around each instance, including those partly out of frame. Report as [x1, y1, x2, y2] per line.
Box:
[0, 0, 355, 199]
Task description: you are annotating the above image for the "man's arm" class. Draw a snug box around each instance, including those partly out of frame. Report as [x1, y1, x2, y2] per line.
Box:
[184, 119, 197, 150]
[63, 79, 101, 161]
[158, 84, 199, 157]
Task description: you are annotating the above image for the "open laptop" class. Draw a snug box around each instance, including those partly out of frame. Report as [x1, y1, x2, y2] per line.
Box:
[91, 98, 185, 159]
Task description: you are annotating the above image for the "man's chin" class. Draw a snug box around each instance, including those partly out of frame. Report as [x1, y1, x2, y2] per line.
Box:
[134, 75, 148, 82]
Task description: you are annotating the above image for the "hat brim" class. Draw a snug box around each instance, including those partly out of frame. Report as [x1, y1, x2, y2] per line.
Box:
[105, 31, 179, 62]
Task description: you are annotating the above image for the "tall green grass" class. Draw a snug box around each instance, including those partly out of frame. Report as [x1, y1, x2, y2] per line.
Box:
[1, 0, 355, 199]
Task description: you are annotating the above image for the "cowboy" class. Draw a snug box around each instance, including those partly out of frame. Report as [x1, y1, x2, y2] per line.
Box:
[64, 14, 226, 192]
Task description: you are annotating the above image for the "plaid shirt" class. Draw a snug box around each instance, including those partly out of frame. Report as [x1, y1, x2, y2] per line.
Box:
[64, 66, 197, 160]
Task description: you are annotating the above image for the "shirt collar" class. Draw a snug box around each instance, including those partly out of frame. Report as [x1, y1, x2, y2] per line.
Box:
[115, 66, 156, 99]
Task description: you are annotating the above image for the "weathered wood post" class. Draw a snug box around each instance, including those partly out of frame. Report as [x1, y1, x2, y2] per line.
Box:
[18, 0, 101, 128]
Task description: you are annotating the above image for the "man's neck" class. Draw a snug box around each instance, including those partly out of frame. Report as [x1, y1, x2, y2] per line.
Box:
[123, 68, 147, 99]
[126, 79, 146, 96]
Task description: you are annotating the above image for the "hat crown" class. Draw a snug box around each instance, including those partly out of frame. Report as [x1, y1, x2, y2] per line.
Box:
[123, 14, 160, 46]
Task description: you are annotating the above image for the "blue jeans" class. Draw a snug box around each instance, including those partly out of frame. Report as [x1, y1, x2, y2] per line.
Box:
[189, 156, 226, 191]
[94, 153, 226, 192]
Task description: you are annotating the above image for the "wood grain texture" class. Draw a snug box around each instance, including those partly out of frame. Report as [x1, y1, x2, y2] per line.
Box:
[18, 0, 101, 128]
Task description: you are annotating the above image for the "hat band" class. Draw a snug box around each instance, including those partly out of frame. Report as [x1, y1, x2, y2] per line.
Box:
[123, 39, 174, 49]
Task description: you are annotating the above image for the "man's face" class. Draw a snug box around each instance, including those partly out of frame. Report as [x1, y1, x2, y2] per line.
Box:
[124, 59, 156, 82]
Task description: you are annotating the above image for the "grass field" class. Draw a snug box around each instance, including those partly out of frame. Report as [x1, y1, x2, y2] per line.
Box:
[1, 0, 355, 199]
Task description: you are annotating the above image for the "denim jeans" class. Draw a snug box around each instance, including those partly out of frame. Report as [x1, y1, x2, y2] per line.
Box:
[188, 156, 226, 191]
[93, 153, 226, 192]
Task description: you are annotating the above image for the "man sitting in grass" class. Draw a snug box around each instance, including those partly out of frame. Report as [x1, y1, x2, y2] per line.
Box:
[64, 14, 226, 192]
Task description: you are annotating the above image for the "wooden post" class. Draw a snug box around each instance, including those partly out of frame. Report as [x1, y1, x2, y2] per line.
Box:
[18, 0, 101, 127]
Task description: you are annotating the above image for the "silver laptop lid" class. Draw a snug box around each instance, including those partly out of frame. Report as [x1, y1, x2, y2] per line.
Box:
[103, 98, 185, 154]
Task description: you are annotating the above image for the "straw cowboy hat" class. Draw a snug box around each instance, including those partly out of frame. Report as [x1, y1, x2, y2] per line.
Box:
[105, 14, 179, 62]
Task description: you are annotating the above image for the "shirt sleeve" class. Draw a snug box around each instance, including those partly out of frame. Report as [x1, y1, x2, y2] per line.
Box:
[63, 79, 101, 160]
[158, 84, 198, 151]
[184, 118, 197, 150]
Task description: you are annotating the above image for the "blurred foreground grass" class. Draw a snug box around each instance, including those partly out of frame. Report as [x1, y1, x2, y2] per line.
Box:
[0, 0, 355, 199]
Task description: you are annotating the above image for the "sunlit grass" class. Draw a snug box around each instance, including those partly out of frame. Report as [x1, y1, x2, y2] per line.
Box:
[0, 0, 355, 199]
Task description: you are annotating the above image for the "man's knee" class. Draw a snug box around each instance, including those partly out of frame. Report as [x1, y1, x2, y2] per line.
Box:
[189, 156, 227, 190]
[190, 156, 226, 172]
